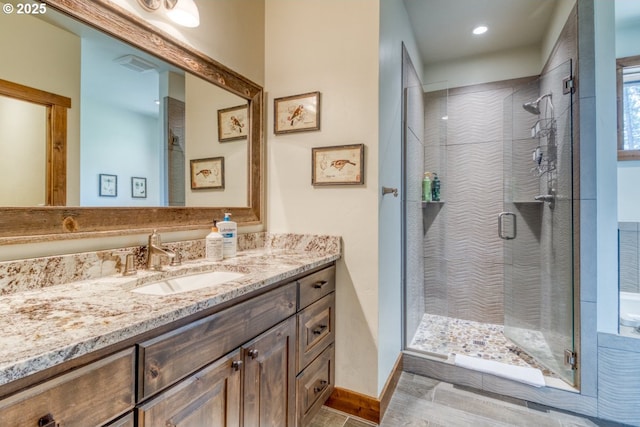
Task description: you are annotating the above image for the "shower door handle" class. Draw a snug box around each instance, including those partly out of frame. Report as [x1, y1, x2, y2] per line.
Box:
[498, 212, 517, 240]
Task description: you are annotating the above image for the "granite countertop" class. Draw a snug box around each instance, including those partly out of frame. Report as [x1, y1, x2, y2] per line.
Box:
[0, 238, 340, 387]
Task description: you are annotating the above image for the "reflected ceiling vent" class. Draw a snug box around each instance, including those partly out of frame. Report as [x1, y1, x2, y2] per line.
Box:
[115, 54, 158, 73]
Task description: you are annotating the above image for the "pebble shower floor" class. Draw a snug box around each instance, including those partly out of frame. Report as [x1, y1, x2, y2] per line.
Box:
[409, 313, 558, 378]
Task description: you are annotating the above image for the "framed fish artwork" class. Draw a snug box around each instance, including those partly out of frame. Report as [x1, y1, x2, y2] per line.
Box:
[190, 157, 225, 190]
[218, 104, 248, 142]
[311, 144, 364, 186]
[274, 91, 320, 134]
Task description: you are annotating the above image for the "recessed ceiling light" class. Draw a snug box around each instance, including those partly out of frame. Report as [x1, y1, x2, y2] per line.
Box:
[473, 26, 488, 35]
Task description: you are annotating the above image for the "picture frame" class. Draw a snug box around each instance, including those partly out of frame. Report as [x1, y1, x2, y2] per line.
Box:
[274, 91, 321, 134]
[190, 157, 225, 189]
[99, 173, 117, 197]
[131, 177, 147, 198]
[218, 104, 248, 142]
[311, 144, 365, 186]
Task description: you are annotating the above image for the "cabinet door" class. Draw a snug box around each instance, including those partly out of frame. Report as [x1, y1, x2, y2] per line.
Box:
[243, 317, 296, 427]
[138, 350, 242, 427]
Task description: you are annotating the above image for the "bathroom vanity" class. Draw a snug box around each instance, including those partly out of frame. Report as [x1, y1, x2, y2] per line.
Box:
[0, 235, 339, 426]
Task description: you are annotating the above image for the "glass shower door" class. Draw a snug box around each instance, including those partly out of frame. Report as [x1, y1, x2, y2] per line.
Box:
[502, 60, 575, 385]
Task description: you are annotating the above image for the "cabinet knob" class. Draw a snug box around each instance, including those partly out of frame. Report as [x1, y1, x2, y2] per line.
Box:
[248, 349, 259, 359]
[312, 280, 328, 289]
[232, 360, 243, 371]
[312, 324, 328, 335]
[38, 414, 57, 427]
[313, 380, 328, 394]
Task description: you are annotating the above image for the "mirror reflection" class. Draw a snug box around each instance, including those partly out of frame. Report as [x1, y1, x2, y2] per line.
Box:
[0, 2, 248, 208]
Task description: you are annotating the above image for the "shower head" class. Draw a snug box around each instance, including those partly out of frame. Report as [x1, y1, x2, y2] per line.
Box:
[523, 93, 552, 115]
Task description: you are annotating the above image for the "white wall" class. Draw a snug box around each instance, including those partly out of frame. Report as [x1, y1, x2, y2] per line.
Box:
[618, 161, 640, 221]
[0, 5, 81, 205]
[378, 0, 424, 396]
[594, 0, 618, 334]
[423, 45, 541, 90]
[80, 99, 161, 206]
[265, 0, 380, 397]
[616, 24, 640, 58]
[541, 0, 577, 66]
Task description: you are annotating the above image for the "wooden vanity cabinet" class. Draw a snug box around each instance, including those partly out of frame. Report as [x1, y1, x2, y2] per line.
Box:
[0, 263, 336, 427]
[0, 347, 136, 427]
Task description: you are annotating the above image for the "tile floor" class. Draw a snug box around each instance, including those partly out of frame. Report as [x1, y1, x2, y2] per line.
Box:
[309, 372, 629, 427]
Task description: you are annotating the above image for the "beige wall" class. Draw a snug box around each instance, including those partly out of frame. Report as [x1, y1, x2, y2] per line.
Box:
[0, 4, 81, 205]
[265, 0, 380, 396]
[185, 74, 248, 207]
[111, 0, 265, 85]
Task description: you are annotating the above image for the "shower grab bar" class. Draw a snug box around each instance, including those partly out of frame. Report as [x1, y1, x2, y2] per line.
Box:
[498, 212, 517, 240]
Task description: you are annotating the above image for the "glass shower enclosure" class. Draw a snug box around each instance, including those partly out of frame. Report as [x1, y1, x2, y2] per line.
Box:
[502, 60, 575, 385]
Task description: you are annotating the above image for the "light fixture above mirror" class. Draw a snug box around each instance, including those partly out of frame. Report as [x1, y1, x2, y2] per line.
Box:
[137, 0, 200, 28]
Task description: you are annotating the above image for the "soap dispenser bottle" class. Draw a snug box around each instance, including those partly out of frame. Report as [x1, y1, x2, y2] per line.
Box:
[205, 220, 224, 261]
[217, 213, 237, 258]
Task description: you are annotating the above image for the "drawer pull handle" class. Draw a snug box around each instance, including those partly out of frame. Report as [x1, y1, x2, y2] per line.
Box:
[314, 380, 328, 394]
[38, 414, 57, 427]
[248, 349, 259, 359]
[312, 280, 328, 289]
[232, 360, 243, 371]
[312, 325, 328, 335]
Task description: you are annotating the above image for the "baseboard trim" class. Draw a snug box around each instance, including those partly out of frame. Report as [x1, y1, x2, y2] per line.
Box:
[325, 353, 403, 424]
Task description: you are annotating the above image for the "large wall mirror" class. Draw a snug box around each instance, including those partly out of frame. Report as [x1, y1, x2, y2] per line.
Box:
[0, 0, 263, 243]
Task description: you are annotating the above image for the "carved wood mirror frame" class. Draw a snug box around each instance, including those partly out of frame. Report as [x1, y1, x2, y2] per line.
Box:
[0, 0, 264, 244]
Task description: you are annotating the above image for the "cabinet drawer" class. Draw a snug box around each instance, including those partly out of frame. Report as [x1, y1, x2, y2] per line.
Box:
[298, 265, 335, 309]
[296, 343, 335, 427]
[0, 348, 135, 427]
[105, 412, 134, 427]
[297, 292, 335, 372]
[139, 282, 296, 399]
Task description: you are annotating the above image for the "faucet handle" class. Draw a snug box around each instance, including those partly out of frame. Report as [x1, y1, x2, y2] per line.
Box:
[170, 248, 182, 266]
[123, 253, 138, 276]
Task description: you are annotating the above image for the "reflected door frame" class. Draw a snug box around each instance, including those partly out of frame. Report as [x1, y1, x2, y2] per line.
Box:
[0, 78, 70, 206]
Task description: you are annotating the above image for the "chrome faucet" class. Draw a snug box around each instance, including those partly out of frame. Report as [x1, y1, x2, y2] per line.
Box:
[146, 230, 176, 271]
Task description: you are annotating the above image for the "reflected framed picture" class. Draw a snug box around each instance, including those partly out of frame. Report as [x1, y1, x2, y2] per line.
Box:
[131, 177, 147, 198]
[312, 144, 364, 186]
[274, 91, 320, 134]
[99, 173, 117, 197]
[190, 157, 225, 189]
[218, 104, 248, 142]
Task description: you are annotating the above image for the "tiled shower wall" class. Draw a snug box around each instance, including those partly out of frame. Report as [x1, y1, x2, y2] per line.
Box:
[422, 79, 541, 325]
[620, 222, 640, 293]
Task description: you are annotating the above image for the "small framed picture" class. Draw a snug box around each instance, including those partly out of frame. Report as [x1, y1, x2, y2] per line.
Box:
[190, 157, 225, 189]
[274, 91, 320, 134]
[131, 177, 147, 198]
[312, 144, 365, 186]
[99, 173, 117, 197]
[218, 104, 248, 142]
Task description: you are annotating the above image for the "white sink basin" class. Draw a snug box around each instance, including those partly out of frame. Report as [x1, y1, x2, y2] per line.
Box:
[131, 271, 245, 296]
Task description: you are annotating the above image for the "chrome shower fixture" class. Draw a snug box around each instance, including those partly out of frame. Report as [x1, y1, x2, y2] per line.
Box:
[523, 93, 553, 115]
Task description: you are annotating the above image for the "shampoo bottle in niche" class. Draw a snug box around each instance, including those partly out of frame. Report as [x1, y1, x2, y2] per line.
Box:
[218, 213, 237, 258]
[422, 172, 432, 202]
[431, 173, 441, 201]
[205, 220, 224, 261]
